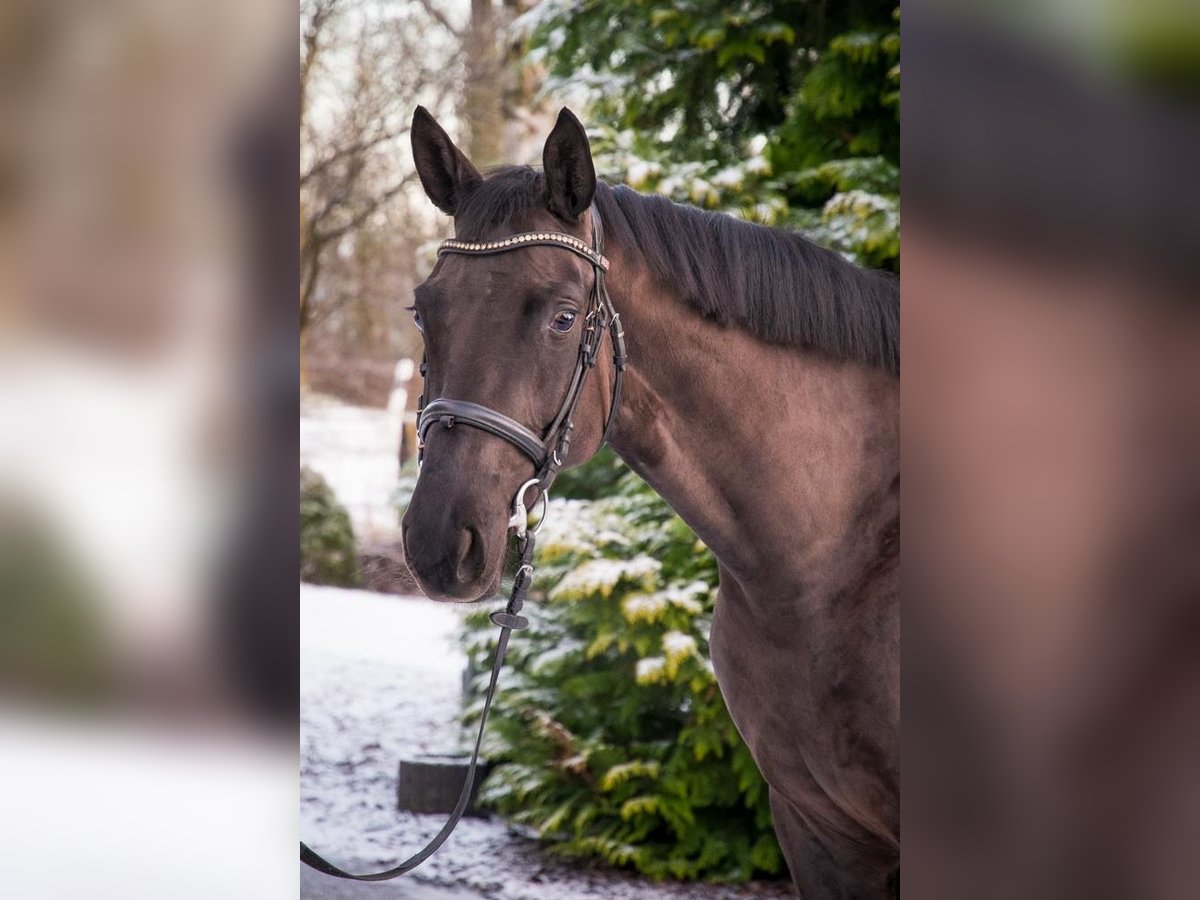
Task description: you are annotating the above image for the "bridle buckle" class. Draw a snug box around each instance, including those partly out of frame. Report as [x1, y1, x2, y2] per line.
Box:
[507, 477, 548, 539]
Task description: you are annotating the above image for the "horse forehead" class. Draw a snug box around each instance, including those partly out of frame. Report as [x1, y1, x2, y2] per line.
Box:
[436, 246, 589, 295]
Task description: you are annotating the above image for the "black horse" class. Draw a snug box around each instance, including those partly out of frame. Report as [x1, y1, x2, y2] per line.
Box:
[402, 107, 899, 898]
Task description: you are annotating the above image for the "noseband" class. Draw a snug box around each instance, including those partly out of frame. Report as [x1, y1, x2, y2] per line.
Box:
[301, 205, 628, 882]
[416, 204, 627, 492]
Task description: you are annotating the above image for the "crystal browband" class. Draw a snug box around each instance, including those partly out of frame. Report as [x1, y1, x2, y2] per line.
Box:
[438, 231, 609, 272]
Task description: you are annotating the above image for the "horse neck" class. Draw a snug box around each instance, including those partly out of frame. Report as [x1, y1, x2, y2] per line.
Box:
[604, 237, 899, 607]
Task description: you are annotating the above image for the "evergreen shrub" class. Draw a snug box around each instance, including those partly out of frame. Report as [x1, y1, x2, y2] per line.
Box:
[462, 456, 782, 881]
[300, 465, 360, 587]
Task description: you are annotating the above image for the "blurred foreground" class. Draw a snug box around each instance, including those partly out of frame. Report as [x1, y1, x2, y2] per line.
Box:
[904, 5, 1200, 899]
[1, 0, 299, 896]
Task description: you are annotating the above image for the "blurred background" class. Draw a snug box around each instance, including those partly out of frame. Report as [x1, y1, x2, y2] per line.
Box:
[0, 0, 299, 896]
[903, 2, 1200, 898]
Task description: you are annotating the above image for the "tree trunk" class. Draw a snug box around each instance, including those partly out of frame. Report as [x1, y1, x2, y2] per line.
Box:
[463, 0, 503, 166]
[299, 223, 320, 392]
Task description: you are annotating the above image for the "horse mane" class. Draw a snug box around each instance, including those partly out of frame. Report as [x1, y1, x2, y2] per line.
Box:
[455, 166, 900, 376]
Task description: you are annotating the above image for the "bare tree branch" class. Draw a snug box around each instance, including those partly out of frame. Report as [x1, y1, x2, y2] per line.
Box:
[301, 124, 409, 187]
[313, 174, 416, 245]
[299, 0, 465, 385]
[300, 0, 339, 120]
[412, 0, 460, 38]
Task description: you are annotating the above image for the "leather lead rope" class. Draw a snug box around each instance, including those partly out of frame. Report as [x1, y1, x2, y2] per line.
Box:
[300, 536, 536, 881]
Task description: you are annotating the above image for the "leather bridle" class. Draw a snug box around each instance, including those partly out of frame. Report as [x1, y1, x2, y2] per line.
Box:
[301, 204, 626, 881]
[416, 204, 626, 489]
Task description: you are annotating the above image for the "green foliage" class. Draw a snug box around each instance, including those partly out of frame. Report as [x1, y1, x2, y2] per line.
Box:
[549, 444, 630, 501]
[300, 466, 360, 587]
[521, 0, 899, 270]
[461, 461, 781, 882]
[0, 501, 114, 707]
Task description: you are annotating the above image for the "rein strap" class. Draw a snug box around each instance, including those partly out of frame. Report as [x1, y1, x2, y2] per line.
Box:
[300, 535, 537, 881]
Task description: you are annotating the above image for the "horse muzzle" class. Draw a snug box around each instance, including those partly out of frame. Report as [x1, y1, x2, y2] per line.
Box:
[401, 492, 507, 602]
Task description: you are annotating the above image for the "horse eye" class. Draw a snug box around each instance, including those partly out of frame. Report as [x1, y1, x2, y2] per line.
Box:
[551, 310, 576, 333]
[408, 306, 423, 333]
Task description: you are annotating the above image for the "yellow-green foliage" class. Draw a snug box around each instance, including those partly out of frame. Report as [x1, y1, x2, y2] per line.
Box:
[0, 502, 114, 707]
[461, 459, 781, 882]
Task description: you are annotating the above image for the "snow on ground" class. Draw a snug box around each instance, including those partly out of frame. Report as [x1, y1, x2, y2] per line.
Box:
[300, 395, 404, 544]
[300, 584, 793, 900]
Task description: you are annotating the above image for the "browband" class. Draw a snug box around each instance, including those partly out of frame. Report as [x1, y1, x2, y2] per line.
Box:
[438, 231, 609, 271]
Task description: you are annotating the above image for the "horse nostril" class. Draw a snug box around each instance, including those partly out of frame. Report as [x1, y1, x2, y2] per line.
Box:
[456, 526, 485, 583]
[455, 527, 472, 567]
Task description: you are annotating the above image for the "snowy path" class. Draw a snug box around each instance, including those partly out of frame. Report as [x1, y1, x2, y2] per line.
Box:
[300, 585, 793, 900]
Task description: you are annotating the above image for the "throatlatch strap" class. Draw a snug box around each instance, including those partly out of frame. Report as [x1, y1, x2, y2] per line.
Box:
[300, 538, 536, 881]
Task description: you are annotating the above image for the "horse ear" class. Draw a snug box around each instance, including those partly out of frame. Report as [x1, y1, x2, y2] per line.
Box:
[411, 106, 481, 216]
[542, 108, 596, 221]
